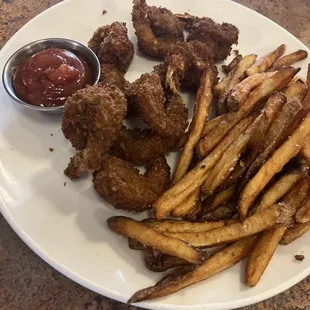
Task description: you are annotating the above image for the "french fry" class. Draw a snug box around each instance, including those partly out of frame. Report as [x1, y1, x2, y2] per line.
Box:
[107, 216, 202, 264]
[295, 198, 310, 224]
[268, 49, 308, 71]
[246, 227, 286, 287]
[262, 92, 287, 124]
[165, 203, 293, 247]
[255, 167, 307, 213]
[201, 114, 226, 138]
[197, 67, 299, 158]
[217, 54, 257, 114]
[300, 139, 310, 161]
[303, 64, 310, 111]
[128, 238, 146, 250]
[143, 248, 189, 272]
[173, 70, 213, 182]
[202, 113, 267, 196]
[281, 79, 308, 102]
[239, 107, 310, 218]
[128, 237, 257, 304]
[202, 202, 238, 221]
[143, 218, 233, 233]
[280, 222, 310, 245]
[227, 72, 275, 111]
[245, 177, 309, 286]
[222, 54, 243, 74]
[171, 189, 200, 217]
[154, 116, 254, 219]
[241, 97, 303, 191]
[246, 44, 286, 76]
[204, 184, 236, 211]
[214, 68, 235, 98]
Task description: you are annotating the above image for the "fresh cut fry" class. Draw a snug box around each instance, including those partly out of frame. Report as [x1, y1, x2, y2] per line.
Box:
[154, 116, 254, 219]
[197, 67, 299, 158]
[165, 203, 293, 247]
[246, 44, 286, 76]
[239, 109, 310, 218]
[201, 114, 226, 138]
[222, 54, 243, 74]
[227, 72, 275, 111]
[173, 70, 213, 182]
[128, 237, 257, 304]
[217, 54, 257, 114]
[268, 49, 308, 71]
[202, 202, 238, 221]
[204, 184, 236, 211]
[107, 216, 202, 264]
[295, 198, 310, 224]
[245, 177, 309, 286]
[281, 79, 308, 102]
[280, 222, 310, 245]
[171, 189, 200, 217]
[300, 139, 310, 161]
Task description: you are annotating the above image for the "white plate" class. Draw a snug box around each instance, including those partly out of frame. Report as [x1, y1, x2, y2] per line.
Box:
[0, 0, 309, 309]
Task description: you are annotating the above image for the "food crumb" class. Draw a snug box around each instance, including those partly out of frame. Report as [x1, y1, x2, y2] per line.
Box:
[201, 165, 206, 169]
[49, 148, 54, 152]
[295, 255, 305, 261]
[102, 9, 107, 15]
[50, 133, 53, 136]
[64, 182, 67, 187]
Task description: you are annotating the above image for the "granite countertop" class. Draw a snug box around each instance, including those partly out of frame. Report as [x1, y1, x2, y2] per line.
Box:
[0, 0, 310, 309]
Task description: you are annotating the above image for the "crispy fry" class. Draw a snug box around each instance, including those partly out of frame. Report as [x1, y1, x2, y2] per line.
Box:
[128, 237, 256, 303]
[205, 184, 236, 211]
[227, 72, 275, 111]
[268, 50, 308, 71]
[214, 69, 234, 98]
[143, 248, 189, 272]
[300, 139, 310, 161]
[165, 203, 293, 247]
[143, 218, 232, 233]
[255, 168, 307, 213]
[128, 238, 146, 250]
[296, 198, 310, 224]
[171, 189, 200, 217]
[107, 216, 202, 264]
[202, 202, 238, 221]
[246, 227, 286, 287]
[202, 113, 267, 196]
[262, 92, 287, 124]
[222, 54, 243, 74]
[246, 44, 286, 76]
[217, 54, 257, 114]
[173, 70, 213, 182]
[282, 79, 308, 102]
[201, 114, 226, 138]
[154, 116, 254, 219]
[280, 222, 310, 245]
[245, 177, 309, 286]
[197, 67, 299, 158]
[239, 111, 310, 219]
[303, 64, 310, 111]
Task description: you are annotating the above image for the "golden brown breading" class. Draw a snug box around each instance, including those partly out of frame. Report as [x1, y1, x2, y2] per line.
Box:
[110, 126, 183, 165]
[132, 0, 184, 59]
[93, 156, 170, 212]
[62, 85, 127, 179]
[127, 73, 188, 138]
[98, 64, 127, 91]
[88, 22, 134, 72]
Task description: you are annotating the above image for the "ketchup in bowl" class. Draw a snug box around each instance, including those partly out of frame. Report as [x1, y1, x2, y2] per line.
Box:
[13, 48, 92, 107]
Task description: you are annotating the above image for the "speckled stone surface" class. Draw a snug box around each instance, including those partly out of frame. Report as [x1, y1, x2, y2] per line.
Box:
[0, 0, 310, 309]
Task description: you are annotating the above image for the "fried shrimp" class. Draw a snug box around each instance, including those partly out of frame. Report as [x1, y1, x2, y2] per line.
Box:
[88, 22, 134, 72]
[110, 126, 184, 165]
[62, 85, 127, 179]
[177, 14, 239, 61]
[128, 73, 188, 138]
[93, 156, 171, 212]
[164, 41, 218, 94]
[99, 64, 127, 91]
[132, 0, 184, 59]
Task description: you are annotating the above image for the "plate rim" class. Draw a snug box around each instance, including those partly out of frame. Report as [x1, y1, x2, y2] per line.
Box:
[0, 0, 309, 309]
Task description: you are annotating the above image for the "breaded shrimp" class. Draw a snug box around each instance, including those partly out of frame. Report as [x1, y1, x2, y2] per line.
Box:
[127, 73, 188, 138]
[99, 64, 127, 91]
[93, 156, 170, 212]
[132, 0, 184, 59]
[62, 85, 127, 179]
[88, 22, 134, 72]
[110, 126, 184, 165]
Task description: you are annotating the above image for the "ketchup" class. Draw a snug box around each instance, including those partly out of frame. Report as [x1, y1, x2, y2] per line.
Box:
[13, 48, 92, 107]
